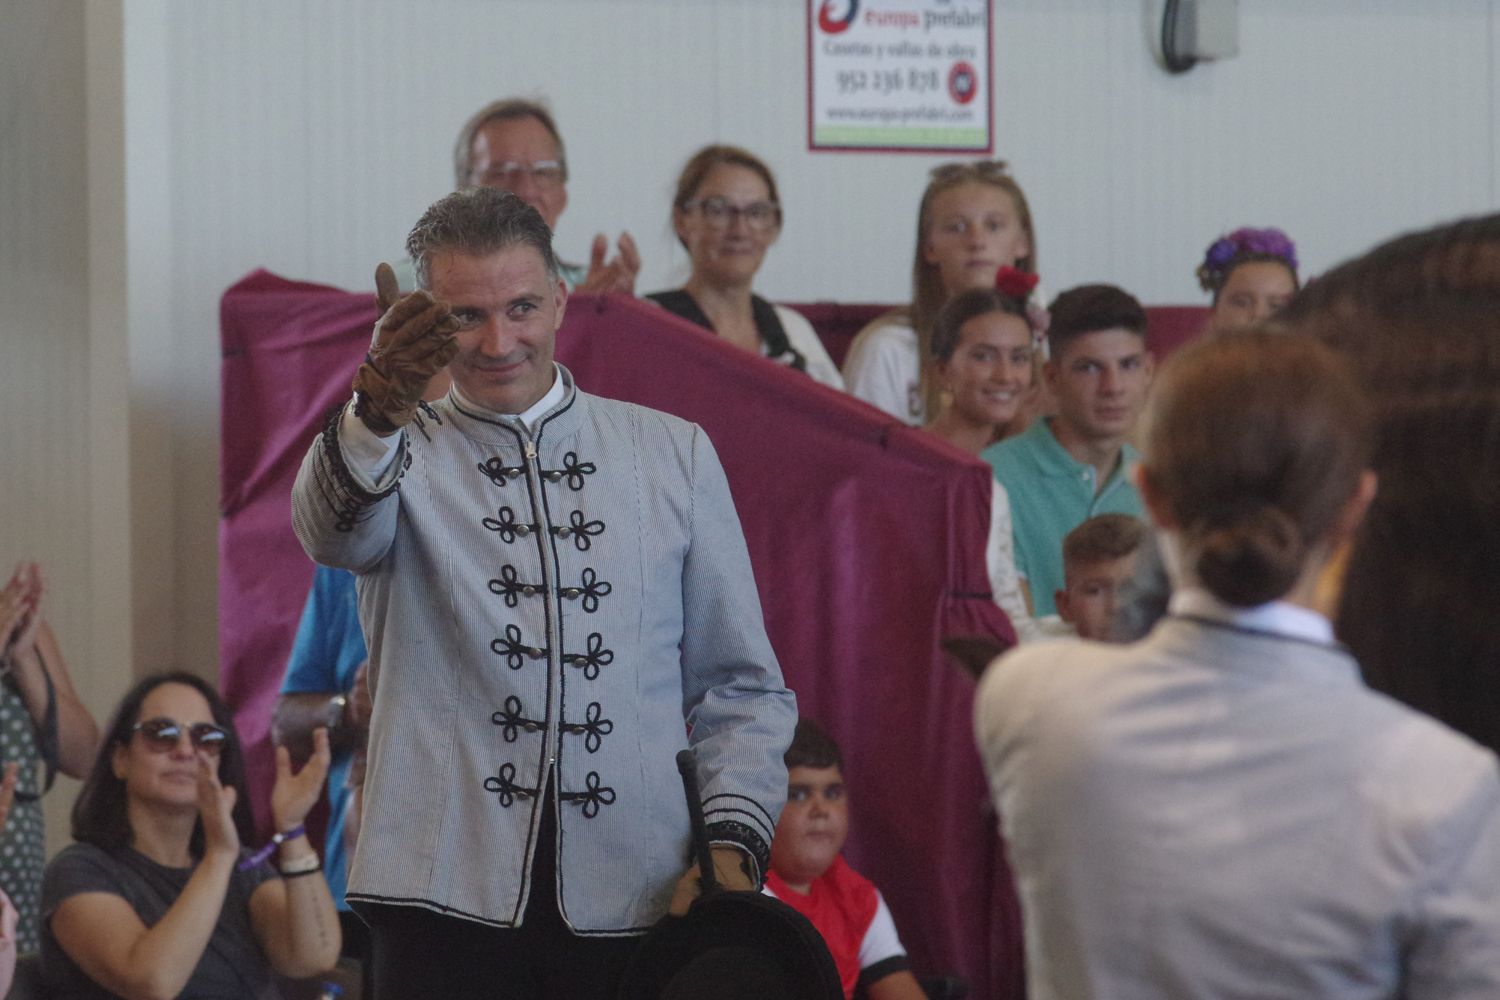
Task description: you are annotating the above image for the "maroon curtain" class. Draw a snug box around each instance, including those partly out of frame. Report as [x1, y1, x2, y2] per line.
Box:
[220, 273, 1021, 996]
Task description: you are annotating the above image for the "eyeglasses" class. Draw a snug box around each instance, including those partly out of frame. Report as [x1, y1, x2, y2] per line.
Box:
[131, 718, 231, 756]
[471, 160, 567, 189]
[682, 197, 781, 232]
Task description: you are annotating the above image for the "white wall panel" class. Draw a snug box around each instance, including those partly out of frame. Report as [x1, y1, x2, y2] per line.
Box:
[1, 0, 104, 851]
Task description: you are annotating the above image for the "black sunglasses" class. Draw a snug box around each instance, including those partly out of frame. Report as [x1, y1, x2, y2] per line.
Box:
[130, 717, 231, 756]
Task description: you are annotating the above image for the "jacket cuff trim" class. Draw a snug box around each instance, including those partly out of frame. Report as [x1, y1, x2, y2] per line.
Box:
[704, 819, 770, 887]
[314, 403, 404, 531]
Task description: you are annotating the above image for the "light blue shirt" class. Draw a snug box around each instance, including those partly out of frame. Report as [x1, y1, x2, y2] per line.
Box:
[281, 566, 366, 910]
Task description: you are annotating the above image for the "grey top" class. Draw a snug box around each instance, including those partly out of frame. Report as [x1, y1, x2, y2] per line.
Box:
[40, 843, 278, 999]
[291, 365, 795, 932]
[976, 609, 1500, 1000]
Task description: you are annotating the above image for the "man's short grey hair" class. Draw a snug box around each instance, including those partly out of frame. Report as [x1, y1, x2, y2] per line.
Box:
[406, 188, 560, 290]
[453, 98, 569, 190]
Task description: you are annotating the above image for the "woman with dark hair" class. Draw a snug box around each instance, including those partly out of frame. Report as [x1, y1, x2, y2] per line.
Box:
[647, 144, 843, 389]
[1196, 227, 1299, 333]
[923, 274, 1041, 640]
[976, 331, 1500, 997]
[1277, 212, 1500, 755]
[40, 673, 339, 999]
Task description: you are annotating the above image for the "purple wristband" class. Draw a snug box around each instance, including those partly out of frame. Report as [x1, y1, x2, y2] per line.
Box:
[238, 823, 306, 871]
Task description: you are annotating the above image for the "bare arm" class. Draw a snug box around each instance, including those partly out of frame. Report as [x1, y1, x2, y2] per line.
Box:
[250, 729, 341, 977]
[271, 663, 368, 759]
[866, 970, 928, 1000]
[49, 755, 240, 1000]
[2, 563, 100, 777]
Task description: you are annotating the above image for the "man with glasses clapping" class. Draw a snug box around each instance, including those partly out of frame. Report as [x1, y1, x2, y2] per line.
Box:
[453, 96, 640, 295]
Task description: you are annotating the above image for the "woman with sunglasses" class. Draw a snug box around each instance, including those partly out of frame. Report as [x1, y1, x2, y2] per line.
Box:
[40, 673, 340, 999]
[646, 145, 844, 389]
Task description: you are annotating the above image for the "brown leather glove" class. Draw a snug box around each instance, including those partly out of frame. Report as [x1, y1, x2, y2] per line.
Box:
[352, 263, 461, 435]
[667, 845, 757, 916]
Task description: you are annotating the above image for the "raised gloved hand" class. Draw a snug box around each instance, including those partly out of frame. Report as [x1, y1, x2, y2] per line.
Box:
[667, 845, 757, 916]
[352, 263, 462, 435]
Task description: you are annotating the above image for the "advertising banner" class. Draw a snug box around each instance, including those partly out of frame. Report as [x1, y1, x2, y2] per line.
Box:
[808, 0, 993, 153]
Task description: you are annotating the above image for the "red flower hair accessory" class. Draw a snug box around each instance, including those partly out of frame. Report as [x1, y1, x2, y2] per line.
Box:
[994, 266, 1039, 301]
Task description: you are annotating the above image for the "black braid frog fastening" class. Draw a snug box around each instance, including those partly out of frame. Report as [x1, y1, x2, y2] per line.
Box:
[482, 763, 537, 807]
[490, 624, 547, 670]
[483, 506, 539, 543]
[490, 695, 547, 743]
[560, 702, 613, 753]
[558, 568, 612, 613]
[550, 509, 605, 552]
[563, 632, 615, 681]
[488, 565, 547, 608]
[540, 452, 597, 491]
[560, 771, 617, 818]
[477, 457, 526, 489]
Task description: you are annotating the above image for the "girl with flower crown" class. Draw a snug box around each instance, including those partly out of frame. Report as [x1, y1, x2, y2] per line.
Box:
[843, 161, 1040, 426]
[1197, 227, 1299, 333]
[922, 271, 1044, 641]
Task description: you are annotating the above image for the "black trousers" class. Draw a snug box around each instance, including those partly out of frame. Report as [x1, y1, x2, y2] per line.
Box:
[365, 788, 642, 999]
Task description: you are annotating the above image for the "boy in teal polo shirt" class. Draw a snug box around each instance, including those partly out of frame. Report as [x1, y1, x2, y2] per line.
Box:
[983, 284, 1154, 617]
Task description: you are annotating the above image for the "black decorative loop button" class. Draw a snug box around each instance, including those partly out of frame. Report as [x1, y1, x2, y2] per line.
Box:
[483, 763, 538, 808]
[490, 624, 547, 670]
[563, 632, 615, 681]
[477, 457, 526, 489]
[488, 565, 547, 608]
[491, 695, 547, 743]
[538, 452, 597, 492]
[561, 702, 613, 754]
[551, 510, 605, 552]
[560, 771, 616, 818]
[560, 568, 613, 613]
[483, 506, 538, 543]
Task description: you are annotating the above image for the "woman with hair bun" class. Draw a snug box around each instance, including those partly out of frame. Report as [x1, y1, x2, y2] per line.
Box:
[1197, 227, 1298, 333]
[976, 330, 1500, 999]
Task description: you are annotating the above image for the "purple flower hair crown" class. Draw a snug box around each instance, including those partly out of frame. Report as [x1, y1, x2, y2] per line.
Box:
[1197, 227, 1298, 292]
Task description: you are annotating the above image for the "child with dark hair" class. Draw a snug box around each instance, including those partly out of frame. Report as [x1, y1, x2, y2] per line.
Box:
[1197, 227, 1299, 333]
[983, 284, 1155, 618]
[1049, 513, 1147, 641]
[765, 721, 924, 1000]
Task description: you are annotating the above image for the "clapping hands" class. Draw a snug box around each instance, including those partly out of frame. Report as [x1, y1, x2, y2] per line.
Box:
[271, 727, 331, 836]
[0, 563, 44, 667]
[575, 232, 641, 296]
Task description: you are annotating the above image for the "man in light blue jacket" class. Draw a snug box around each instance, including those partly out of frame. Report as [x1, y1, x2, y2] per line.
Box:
[291, 186, 795, 998]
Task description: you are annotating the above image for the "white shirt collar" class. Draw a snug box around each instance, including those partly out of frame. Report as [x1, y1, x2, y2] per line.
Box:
[1168, 588, 1335, 645]
[450, 364, 565, 433]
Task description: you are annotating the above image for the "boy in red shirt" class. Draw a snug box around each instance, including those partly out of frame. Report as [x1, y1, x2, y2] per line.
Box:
[765, 721, 925, 1000]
